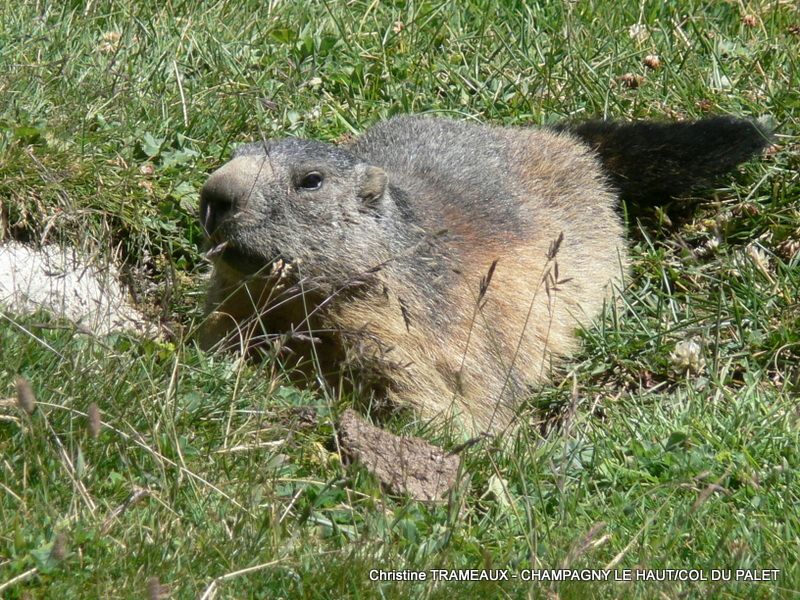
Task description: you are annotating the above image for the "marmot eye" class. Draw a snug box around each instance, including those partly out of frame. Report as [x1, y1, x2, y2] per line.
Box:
[298, 172, 323, 191]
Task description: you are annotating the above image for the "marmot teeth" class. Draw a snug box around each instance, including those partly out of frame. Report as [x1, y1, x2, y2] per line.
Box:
[204, 241, 229, 260]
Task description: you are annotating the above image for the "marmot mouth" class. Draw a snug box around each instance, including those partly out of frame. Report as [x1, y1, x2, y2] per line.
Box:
[205, 240, 270, 274]
[206, 241, 299, 283]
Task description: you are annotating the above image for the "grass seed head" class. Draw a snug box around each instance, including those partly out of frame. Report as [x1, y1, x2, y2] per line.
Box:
[643, 54, 661, 69]
[742, 14, 758, 27]
[15, 377, 36, 414]
[776, 238, 799, 261]
[97, 31, 121, 53]
[88, 402, 101, 438]
[671, 338, 706, 374]
[628, 23, 649, 43]
[547, 232, 564, 260]
[50, 531, 68, 561]
[147, 576, 166, 600]
[618, 72, 644, 88]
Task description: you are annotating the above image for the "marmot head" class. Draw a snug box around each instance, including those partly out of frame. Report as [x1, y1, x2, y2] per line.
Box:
[199, 139, 393, 285]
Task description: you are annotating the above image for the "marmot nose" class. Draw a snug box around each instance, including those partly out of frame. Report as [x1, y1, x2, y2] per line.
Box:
[199, 184, 236, 236]
[199, 155, 273, 236]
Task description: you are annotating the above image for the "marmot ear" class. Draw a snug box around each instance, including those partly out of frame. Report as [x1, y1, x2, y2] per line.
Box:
[356, 164, 388, 209]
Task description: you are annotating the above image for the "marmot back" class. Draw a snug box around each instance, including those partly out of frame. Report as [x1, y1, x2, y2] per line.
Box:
[197, 115, 769, 434]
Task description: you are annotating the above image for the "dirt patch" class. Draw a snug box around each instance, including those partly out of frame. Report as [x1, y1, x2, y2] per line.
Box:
[337, 408, 461, 502]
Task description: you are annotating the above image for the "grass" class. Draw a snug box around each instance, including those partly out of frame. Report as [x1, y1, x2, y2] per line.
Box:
[1, 0, 799, 598]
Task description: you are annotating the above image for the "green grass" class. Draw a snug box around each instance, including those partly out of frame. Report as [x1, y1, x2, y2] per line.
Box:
[1, 0, 798, 598]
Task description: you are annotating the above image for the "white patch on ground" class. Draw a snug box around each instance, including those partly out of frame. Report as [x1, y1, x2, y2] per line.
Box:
[0, 242, 156, 336]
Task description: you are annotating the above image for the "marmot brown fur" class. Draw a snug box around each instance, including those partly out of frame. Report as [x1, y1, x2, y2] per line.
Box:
[197, 115, 768, 434]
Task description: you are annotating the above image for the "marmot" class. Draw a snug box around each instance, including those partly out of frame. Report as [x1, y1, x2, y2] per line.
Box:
[197, 115, 768, 434]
